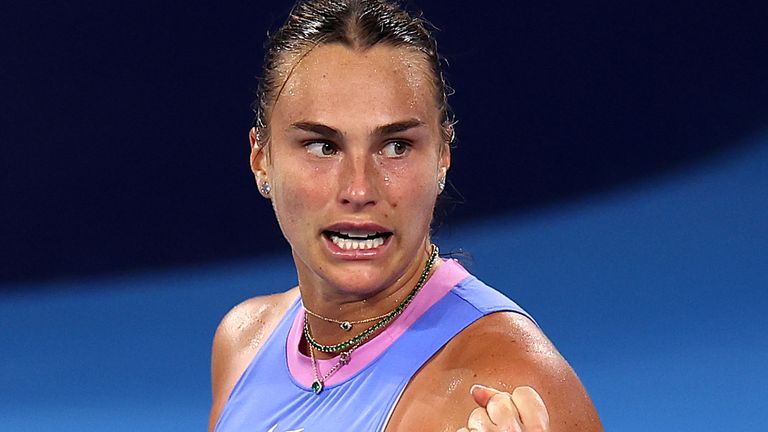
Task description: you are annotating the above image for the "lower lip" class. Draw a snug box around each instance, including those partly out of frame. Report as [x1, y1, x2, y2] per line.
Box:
[322, 235, 391, 260]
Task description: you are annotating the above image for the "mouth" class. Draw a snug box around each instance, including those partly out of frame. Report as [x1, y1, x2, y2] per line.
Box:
[322, 229, 393, 251]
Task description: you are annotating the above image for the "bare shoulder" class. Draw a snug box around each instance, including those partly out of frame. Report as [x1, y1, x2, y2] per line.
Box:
[387, 312, 603, 432]
[208, 288, 299, 432]
[211, 288, 299, 361]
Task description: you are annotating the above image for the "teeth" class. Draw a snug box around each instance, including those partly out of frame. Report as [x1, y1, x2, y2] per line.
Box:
[339, 230, 378, 239]
[329, 235, 385, 250]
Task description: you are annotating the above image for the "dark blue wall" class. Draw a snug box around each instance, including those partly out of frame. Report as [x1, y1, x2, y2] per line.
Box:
[2, 0, 767, 282]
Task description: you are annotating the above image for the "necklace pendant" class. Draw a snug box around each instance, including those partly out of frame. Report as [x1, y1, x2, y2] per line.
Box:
[311, 379, 323, 395]
[339, 351, 351, 365]
[340, 321, 353, 331]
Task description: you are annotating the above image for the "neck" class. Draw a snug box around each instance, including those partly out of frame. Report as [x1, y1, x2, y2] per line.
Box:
[296, 242, 439, 360]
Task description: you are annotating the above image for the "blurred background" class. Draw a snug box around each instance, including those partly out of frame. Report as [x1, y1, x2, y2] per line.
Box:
[1, 0, 766, 430]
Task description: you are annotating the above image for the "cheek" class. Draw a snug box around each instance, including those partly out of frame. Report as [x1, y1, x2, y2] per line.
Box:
[271, 162, 335, 227]
[378, 159, 438, 216]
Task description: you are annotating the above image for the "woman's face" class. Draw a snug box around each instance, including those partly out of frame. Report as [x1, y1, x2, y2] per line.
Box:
[253, 43, 450, 297]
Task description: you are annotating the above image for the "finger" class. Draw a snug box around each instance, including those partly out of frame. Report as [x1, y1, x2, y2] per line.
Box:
[470, 383, 501, 408]
[468, 406, 495, 430]
[486, 392, 523, 432]
[511, 386, 550, 431]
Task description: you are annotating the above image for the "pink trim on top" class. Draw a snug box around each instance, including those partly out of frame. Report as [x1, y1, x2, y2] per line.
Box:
[286, 258, 469, 387]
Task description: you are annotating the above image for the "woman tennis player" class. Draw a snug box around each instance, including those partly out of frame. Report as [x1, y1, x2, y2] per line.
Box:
[209, 1, 602, 430]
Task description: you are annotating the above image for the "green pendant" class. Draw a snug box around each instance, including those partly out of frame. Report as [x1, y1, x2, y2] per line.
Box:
[311, 380, 323, 395]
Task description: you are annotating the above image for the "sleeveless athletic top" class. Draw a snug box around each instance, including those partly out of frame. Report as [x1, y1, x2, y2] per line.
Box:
[214, 259, 533, 432]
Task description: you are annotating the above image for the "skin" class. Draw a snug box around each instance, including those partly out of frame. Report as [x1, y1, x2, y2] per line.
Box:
[209, 43, 602, 431]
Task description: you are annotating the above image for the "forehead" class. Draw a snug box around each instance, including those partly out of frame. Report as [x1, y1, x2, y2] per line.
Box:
[271, 44, 438, 128]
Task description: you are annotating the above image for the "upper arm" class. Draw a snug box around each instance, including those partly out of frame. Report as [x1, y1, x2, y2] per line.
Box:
[208, 303, 252, 432]
[208, 312, 239, 431]
[388, 312, 602, 432]
[207, 290, 299, 432]
[466, 313, 602, 431]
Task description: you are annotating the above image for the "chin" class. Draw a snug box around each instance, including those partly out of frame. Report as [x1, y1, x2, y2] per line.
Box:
[323, 267, 395, 297]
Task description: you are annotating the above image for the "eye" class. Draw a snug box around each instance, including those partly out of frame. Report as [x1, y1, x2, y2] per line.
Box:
[379, 141, 410, 157]
[305, 141, 338, 157]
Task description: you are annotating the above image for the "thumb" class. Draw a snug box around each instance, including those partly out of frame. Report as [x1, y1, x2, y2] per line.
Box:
[470, 384, 502, 408]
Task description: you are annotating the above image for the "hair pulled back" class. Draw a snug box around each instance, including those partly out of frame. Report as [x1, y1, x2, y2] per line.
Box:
[253, 0, 455, 143]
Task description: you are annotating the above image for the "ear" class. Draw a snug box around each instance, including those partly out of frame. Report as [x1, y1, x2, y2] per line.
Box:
[439, 124, 453, 175]
[439, 140, 451, 175]
[438, 139, 451, 192]
[249, 127, 271, 198]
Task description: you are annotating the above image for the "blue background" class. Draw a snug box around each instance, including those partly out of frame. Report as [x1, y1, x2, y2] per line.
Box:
[1, 0, 767, 430]
[2, 139, 767, 430]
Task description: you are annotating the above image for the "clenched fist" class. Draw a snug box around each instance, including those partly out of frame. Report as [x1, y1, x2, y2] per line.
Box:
[457, 385, 550, 432]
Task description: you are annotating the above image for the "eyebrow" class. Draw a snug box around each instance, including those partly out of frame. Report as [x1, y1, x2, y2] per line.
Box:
[374, 119, 425, 136]
[289, 122, 342, 140]
[288, 119, 425, 139]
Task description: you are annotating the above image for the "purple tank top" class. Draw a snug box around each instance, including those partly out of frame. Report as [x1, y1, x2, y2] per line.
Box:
[214, 260, 533, 432]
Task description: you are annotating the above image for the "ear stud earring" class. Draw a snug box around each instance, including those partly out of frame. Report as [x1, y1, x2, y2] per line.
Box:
[437, 176, 446, 192]
[260, 182, 272, 196]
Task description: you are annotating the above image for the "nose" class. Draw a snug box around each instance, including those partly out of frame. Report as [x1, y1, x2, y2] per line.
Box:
[338, 153, 379, 210]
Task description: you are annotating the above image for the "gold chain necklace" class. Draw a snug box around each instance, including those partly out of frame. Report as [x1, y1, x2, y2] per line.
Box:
[303, 244, 438, 354]
[302, 245, 440, 332]
[302, 304, 392, 332]
[303, 244, 439, 394]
